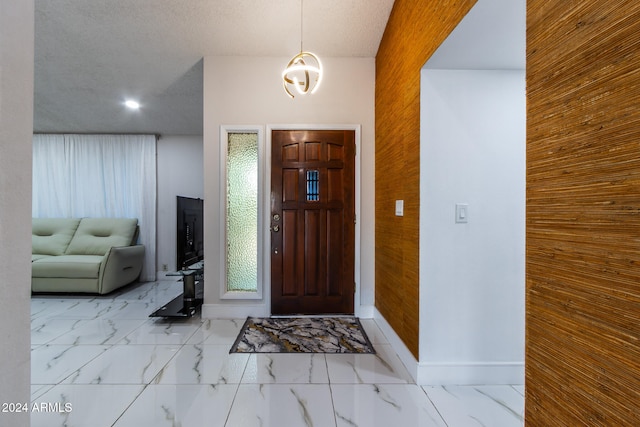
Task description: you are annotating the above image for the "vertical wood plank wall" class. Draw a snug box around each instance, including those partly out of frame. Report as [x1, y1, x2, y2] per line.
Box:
[375, 0, 475, 358]
[527, 1, 640, 424]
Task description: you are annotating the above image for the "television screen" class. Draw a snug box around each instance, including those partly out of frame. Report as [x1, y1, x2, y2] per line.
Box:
[176, 196, 203, 269]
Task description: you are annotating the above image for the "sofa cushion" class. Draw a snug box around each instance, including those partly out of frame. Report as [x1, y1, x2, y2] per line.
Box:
[32, 255, 104, 278]
[65, 218, 138, 256]
[32, 254, 52, 262]
[32, 218, 81, 256]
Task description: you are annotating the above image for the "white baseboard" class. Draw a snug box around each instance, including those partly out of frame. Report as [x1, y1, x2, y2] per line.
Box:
[201, 303, 268, 319]
[356, 304, 374, 319]
[202, 303, 374, 320]
[373, 308, 524, 386]
[417, 362, 524, 386]
[373, 308, 419, 383]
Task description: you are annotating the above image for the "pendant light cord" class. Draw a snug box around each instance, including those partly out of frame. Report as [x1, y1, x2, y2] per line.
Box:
[300, 0, 304, 52]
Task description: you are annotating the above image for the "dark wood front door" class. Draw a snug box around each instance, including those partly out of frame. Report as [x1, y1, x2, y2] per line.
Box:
[270, 129, 355, 315]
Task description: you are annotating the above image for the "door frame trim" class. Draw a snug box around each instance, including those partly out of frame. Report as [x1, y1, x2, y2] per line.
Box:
[265, 124, 362, 316]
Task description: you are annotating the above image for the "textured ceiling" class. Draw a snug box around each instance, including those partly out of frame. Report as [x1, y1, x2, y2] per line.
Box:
[34, 0, 395, 135]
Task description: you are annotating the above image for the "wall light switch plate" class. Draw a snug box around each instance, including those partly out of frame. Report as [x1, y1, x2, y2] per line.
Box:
[395, 200, 404, 216]
[455, 203, 469, 223]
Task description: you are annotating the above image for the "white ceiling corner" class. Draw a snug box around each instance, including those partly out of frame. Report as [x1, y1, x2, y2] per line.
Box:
[424, 0, 526, 71]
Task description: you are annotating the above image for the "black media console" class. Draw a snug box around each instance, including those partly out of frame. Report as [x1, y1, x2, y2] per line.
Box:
[150, 265, 203, 318]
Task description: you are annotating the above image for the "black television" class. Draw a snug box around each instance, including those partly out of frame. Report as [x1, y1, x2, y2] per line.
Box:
[176, 196, 204, 270]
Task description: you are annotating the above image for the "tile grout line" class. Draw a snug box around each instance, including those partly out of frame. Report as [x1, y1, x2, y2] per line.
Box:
[109, 384, 149, 427]
[223, 340, 251, 427]
[325, 354, 340, 427]
[422, 386, 451, 427]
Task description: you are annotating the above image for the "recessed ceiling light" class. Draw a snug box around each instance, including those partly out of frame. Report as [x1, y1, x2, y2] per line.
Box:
[124, 100, 140, 110]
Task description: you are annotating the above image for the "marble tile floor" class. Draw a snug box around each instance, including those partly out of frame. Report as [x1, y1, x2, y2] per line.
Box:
[31, 280, 524, 427]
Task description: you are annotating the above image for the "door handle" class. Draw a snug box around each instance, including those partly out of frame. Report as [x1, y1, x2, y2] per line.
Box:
[270, 224, 280, 232]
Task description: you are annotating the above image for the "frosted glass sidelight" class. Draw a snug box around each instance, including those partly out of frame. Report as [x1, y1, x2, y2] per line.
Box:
[227, 133, 258, 292]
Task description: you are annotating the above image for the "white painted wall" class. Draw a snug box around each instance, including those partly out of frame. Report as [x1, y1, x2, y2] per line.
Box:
[156, 135, 204, 274]
[0, 0, 33, 425]
[203, 56, 375, 316]
[419, 69, 525, 384]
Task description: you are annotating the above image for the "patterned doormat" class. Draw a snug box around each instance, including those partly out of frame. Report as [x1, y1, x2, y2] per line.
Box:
[230, 317, 376, 354]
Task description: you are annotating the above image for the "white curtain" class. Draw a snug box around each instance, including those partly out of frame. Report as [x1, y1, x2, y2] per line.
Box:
[33, 134, 157, 281]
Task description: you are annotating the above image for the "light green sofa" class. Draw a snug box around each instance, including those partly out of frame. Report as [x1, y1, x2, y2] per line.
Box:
[32, 217, 145, 294]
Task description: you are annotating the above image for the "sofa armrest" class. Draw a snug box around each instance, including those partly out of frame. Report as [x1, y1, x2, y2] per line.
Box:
[99, 245, 145, 294]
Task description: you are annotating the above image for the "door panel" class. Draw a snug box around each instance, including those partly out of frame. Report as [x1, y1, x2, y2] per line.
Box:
[271, 129, 355, 315]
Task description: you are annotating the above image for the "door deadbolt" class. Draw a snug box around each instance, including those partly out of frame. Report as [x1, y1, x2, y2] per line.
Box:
[273, 214, 280, 221]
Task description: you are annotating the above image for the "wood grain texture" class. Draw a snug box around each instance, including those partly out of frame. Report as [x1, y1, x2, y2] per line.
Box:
[375, 0, 476, 358]
[527, 0, 640, 424]
[271, 130, 355, 315]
